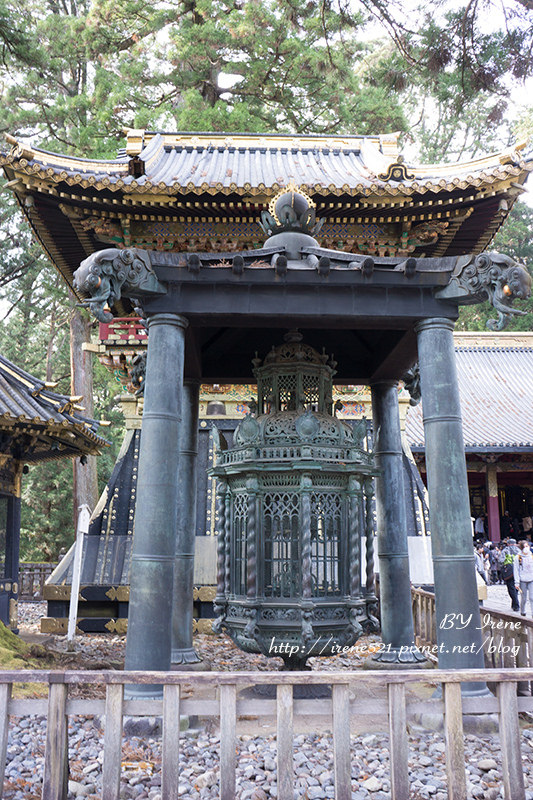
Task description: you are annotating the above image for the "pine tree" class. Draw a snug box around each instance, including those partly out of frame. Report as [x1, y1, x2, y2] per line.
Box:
[1, 0, 531, 557]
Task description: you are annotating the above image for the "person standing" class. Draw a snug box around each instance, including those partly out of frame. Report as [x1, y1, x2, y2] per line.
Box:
[501, 540, 520, 612]
[514, 540, 533, 617]
[475, 544, 488, 584]
[500, 510, 513, 539]
[488, 544, 500, 585]
[474, 515, 485, 540]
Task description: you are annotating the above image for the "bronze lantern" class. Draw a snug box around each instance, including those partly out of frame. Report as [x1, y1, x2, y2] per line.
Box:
[210, 331, 379, 668]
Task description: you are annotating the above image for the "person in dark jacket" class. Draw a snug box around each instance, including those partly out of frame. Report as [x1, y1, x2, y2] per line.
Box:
[500, 510, 513, 539]
[501, 542, 520, 612]
[488, 544, 500, 585]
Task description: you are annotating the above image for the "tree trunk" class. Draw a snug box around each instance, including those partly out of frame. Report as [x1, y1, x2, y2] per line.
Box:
[68, 292, 99, 523]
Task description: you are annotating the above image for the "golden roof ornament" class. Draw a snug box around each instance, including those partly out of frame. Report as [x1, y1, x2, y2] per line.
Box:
[378, 155, 415, 182]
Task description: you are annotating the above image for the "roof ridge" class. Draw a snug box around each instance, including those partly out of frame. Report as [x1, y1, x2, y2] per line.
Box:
[455, 345, 533, 352]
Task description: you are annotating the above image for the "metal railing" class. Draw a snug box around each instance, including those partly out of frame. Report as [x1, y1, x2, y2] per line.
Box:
[1, 668, 533, 800]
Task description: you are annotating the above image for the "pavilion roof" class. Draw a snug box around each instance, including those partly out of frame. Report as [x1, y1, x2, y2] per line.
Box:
[0, 353, 109, 461]
[405, 340, 533, 452]
[1, 131, 531, 302]
[2, 131, 531, 198]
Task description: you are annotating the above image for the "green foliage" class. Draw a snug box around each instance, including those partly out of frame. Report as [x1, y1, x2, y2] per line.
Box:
[165, 0, 406, 134]
[16, 355, 124, 562]
[492, 201, 533, 265]
[0, 0, 410, 150]
[1, 0, 530, 155]
[367, 1, 533, 161]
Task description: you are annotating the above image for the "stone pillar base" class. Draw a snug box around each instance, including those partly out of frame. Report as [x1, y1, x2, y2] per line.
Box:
[170, 647, 210, 671]
[364, 645, 432, 670]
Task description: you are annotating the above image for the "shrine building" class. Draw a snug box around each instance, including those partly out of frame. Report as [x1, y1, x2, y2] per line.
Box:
[1, 130, 531, 681]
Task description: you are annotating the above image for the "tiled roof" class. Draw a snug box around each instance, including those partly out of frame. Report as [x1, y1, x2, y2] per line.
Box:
[405, 346, 533, 450]
[1, 132, 530, 197]
[0, 353, 109, 459]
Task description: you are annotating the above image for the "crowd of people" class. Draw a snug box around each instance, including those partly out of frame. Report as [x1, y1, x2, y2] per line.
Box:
[473, 511, 533, 543]
[474, 535, 533, 616]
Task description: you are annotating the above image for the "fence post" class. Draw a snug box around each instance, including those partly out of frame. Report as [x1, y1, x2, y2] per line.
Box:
[277, 684, 293, 800]
[498, 681, 525, 800]
[515, 630, 530, 696]
[0, 683, 12, 800]
[332, 683, 351, 800]
[162, 684, 181, 800]
[220, 684, 236, 800]
[388, 682, 409, 800]
[42, 678, 68, 800]
[443, 682, 467, 800]
[102, 683, 124, 800]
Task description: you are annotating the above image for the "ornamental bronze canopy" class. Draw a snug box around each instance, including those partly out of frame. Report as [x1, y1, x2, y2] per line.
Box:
[210, 331, 379, 668]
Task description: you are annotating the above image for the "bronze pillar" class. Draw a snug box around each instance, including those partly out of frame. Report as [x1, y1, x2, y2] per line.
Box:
[124, 312, 188, 697]
[416, 318, 486, 693]
[171, 380, 202, 666]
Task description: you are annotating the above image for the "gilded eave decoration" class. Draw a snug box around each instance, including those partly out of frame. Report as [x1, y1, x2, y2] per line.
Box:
[2, 133, 531, 288]
[75, 215, 453, 257]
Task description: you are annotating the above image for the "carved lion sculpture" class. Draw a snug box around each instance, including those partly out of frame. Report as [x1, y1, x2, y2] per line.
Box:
[73, 248, 164, 323]
[437, 251, 531, 331]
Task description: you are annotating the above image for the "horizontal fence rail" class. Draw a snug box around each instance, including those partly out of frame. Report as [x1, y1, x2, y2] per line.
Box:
[1, 668, 533, 800]
[19, 563, 56, 601]
[412, 586, 533, 674]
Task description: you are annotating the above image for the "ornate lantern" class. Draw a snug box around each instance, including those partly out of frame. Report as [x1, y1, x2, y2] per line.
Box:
[210, 331, 379, 668]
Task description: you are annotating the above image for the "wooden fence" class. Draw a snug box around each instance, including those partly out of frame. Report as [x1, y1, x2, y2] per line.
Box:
[1, 667, 533, 800]
[412, 586, 533, 672]
[19, 563, 56, 601]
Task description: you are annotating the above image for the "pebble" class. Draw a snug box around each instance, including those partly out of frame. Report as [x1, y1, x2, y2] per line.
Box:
[362, 776, 382, 792]
[250, 790, 268, 800]
[477, 758, 498, 771]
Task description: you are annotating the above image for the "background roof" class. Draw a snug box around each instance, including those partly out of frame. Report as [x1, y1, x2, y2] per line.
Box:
[0, 353, 109, 461]
[405, 342, 533, 451]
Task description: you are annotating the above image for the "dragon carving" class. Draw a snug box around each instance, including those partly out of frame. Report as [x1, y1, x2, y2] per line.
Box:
[436, 251, 531, 331]
[73, 247, 165, 323]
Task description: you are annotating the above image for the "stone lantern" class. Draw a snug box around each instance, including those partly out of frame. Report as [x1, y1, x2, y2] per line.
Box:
[210, 331, 379, 668]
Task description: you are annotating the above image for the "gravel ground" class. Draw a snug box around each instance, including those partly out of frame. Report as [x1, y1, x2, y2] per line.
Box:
[5, 602, 533, 800]
[4, 721, 533, 800]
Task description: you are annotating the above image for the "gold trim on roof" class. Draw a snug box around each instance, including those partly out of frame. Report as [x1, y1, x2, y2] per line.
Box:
[2, 135, 530, 200]
[4, 134, 128, 173]
[3, 161, 525, 199]
[410, 142, 528, 179]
